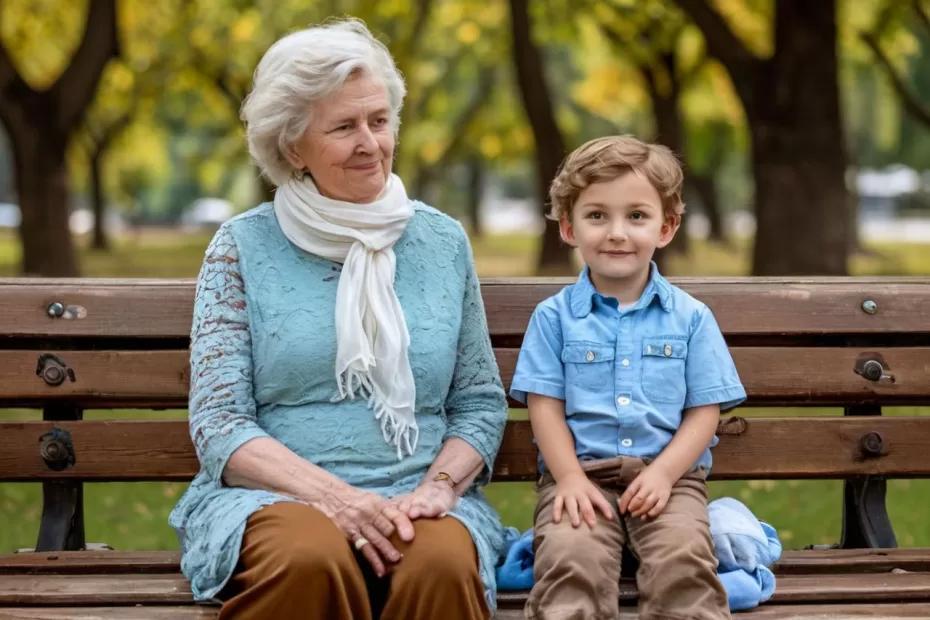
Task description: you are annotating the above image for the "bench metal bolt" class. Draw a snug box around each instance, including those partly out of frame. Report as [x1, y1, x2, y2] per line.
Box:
[47, 302, 65, 318]
[861, 300, 878, 315]
[861, 360, 885, 382]
[859, 431, 884, 458]
[39, 428, 76, 471]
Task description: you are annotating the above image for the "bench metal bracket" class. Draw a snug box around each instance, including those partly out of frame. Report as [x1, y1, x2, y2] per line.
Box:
[840, 405, 897, 549]
[35, 404, 85, 552]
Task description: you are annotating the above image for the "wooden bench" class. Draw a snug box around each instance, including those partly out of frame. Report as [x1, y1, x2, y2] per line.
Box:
[2, 276, 930, 618]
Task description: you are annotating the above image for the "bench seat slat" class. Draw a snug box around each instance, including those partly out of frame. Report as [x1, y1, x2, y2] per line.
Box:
[0, 608, 219, 619]
[3, 279, 930, 339]
[501, 604, 930, 619]
[3, 346, 930, 406]
[2, 604, 930, 620]
[2, 417, 930, 481]
[4, 548, 930, 575]
[3, 572, 930, 607]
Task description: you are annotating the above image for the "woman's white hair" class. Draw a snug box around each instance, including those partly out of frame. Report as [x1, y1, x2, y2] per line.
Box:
[241, 19, 406, 187]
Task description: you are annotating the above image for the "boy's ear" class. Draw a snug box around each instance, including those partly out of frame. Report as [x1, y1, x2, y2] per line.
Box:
[656, 213, 681, 249]
[558, 215, 577, 247]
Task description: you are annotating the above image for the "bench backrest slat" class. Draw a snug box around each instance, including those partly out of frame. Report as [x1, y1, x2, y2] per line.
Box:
[3, 279, 930, 339]
[1, 417, 928, 482]
[1, 347, 929, 407]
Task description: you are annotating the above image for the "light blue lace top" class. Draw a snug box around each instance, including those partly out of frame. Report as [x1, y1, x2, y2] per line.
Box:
[169, 202, 508, 610]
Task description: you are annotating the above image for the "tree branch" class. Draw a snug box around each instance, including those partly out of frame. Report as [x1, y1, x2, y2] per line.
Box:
[861, 29, 930, 127]
[673, 0, 759, 104]
[52, 0, 120, 133]
[913, 0, 930, 35]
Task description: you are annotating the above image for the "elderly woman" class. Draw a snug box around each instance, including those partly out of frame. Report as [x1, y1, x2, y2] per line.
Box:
[168, 19, 507, 620]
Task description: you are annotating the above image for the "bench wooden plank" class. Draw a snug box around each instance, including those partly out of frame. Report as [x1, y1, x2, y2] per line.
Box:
[2, 417, 930, 482]
[4, 548, 930, 575]
[0, 574, 193, 605]
[3, 279, 930, 339]
[3, 604, 930, 620]
[0, 608, 218, 620]
[496, 603, 930, 619]
[4, 572, 929, 607]
[3, 346, 929, 407]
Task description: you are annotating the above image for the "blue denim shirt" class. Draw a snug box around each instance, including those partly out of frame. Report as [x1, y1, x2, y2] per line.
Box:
[510, 263, 746, 472]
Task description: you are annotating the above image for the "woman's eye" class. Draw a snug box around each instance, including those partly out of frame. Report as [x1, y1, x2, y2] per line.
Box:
[374, 117, 389, 126]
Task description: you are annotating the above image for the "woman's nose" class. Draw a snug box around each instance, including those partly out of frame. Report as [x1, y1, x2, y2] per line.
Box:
[355, 124, 378, 153]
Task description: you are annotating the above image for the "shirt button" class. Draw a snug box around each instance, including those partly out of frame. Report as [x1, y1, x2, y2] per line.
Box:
[664, 344, 673, 357]
[617, 396, 631, 406]
[585, 350, 595, 362]
[621, 358, 630, 367]
[621, 438, 633, 448]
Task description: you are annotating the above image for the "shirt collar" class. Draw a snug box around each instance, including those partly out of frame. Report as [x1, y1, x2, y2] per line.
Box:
[569, 262, 674, 318]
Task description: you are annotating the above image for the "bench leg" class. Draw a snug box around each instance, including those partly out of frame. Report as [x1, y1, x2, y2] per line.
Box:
[36, 481, 85, 551]
[35, 404, 85, 552]
[840, 404, 897, 549]
[840, 476, 897, 548]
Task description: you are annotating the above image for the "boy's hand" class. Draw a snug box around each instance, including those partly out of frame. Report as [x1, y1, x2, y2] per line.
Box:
[553, 471, 615, 528]
[618, 463, 674, 519]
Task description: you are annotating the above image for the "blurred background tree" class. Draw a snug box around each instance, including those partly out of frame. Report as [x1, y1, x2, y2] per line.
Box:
[0, 0, 928, 277]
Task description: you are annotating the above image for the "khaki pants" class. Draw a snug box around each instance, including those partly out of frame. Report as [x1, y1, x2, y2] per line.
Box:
[526, 457, 729, 620]
[219, 501, 489, 620]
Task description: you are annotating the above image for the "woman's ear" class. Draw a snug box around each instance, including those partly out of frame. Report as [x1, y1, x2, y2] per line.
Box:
[558, 215, 577, 247]
[283, 145, 305, 173]
[656, 213, 682, 249]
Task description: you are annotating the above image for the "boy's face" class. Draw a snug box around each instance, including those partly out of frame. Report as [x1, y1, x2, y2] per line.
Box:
[559, 171, 679, 296]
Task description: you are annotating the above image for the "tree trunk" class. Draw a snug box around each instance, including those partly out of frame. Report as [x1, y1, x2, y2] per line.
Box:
[466, 156, 484, 238]
[89, 149, 108, 251]
[690, 172, 726, 242]
[508, 0, 573, 275]
[13, 128, 79, 276]
[0, 0, 118, 276]
[677, 0, 849, 275]
[644, 56, 689, 265]
[749, 2, 848, 275]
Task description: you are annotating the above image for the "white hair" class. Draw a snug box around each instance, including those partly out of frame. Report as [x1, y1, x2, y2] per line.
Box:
[241, 19, 406, 187]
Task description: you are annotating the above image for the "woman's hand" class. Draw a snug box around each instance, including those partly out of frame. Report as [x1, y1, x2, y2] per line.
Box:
[393, 480, 458, 520]
[552, 471, 615, 528]
[322, 487, 415, 578]
[618, 463, 675, 519]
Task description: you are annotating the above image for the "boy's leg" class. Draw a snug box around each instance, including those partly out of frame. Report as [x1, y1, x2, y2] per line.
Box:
[525, 475, 625, 620]
[625, 471, 729, 620]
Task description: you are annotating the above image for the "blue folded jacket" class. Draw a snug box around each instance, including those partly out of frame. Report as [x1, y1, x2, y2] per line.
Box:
[495, 497, 781, 612]
[708, 497, 781, 610]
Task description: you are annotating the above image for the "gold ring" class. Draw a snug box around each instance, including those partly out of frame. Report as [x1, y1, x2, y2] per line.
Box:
[353, 536, 370, 550]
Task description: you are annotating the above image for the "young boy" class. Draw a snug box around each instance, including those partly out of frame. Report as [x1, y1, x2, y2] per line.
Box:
[510, 135, 746, 620]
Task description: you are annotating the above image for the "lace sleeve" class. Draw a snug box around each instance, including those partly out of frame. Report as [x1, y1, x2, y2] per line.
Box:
[443, 230, 507, 484]
[188, 225, 270, 482]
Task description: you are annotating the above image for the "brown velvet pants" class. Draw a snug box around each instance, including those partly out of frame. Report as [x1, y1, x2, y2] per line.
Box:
[218, 501, 489, 620]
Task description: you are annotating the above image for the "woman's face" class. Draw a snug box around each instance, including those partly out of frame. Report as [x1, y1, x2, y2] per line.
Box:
[288, 72, 395, 203]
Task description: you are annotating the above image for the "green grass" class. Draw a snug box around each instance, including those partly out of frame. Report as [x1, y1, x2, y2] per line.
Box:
[2, 229, 930, 553]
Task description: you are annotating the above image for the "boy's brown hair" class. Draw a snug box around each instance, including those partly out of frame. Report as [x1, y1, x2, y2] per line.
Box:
[548, 135, 685, 221]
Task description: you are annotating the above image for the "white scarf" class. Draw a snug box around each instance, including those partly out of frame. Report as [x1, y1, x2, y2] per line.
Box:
[273, 173, 418, 459]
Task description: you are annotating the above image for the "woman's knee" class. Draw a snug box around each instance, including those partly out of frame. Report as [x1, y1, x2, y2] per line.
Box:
[394, 518, 480, 585]
[240, 502, 357, 581]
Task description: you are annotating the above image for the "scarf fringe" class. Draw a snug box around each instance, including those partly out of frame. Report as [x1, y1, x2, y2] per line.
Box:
[336, 367, 418, 460]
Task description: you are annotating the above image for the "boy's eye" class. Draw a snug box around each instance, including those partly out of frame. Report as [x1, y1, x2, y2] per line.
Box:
[586, 211, 604, 220]
[630, 211, 645, 220]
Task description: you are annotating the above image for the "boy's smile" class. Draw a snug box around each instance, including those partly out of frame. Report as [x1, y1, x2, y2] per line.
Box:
[559, 172, 679, 305]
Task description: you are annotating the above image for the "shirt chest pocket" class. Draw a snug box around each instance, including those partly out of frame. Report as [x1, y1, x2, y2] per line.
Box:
[641, 337, 688, 403]
[561, 343, 615, 393]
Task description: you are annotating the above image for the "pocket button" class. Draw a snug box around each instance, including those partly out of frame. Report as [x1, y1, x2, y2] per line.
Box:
[663, 343, 673, 357]
[585, 350, 596, 362]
